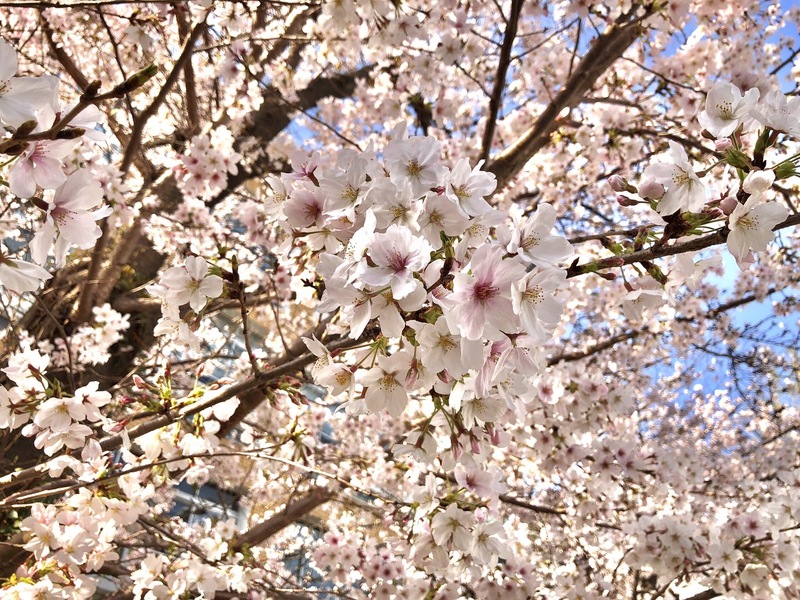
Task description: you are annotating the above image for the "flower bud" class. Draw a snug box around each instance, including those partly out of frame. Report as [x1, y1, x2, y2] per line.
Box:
[470, 436, 481, 455]
[720, 195, 738, 215]
[714, 138, 734, 151]
[742, 169, 775, 194]
[12, 119, 38, 138]
[55, 127, 86, 140]
[608, 175, 628, 192]
[2, 142, 27, 156]
[113, 63, 158, 96]
[617, 195, 639, 207]
[451, 436, 462, 461]
[488, 425, 502, 446]
[638, 179, 665, 200]
[110, 419, 129, 433]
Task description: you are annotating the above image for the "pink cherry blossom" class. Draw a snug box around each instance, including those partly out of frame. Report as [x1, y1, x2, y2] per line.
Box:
[447, 244, 526, 340]
[30, 169, 111, 267]
[8, 139, 78, 198]
[359, 224, 431, 299]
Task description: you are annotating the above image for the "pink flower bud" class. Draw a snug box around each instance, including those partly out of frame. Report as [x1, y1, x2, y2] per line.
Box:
[617, 195, 639, 207]
[639, 179, 666, 200]
[715, 138, 734, 151]
[720, 195, 738, 215]
[110, 419, 129, 433]
[608, 174, 628, 192]
[470, 436, 481, 455]
[451, 436, 462, 460]
[488, 425, 502, 446]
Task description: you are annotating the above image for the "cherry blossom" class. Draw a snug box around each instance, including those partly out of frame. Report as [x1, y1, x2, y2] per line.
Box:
[642, 141, 707, 215]
[0, 39, 58, 128]
[447, 245, 526, 340]
[359, 352, 411, 417]
[160, 256, 224, 312]
[0, 244, 51, 293]
[510, 268, 567, 341]
[30, 169, 110, 267]
[358, 224, 431, 299]
[698, 81, 759, 138]
[8, 139, 78, 198]
[727, 195, 789, 263]
[751, 88, 800, 135]
[505, 203, 573, 267]
[446, 158, 497, 216]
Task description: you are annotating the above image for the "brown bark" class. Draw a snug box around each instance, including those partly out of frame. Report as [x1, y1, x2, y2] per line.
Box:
[487, 8, 652, 191]
[231, 487, 335, 552]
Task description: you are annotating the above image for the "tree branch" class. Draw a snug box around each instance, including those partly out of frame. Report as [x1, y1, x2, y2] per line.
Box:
[487, 7, 652, 191]
[479, 0, 524, 163]
[231, 487, 335, 551]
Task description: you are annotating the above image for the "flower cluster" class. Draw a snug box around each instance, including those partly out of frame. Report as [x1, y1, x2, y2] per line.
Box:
[624, 81, 791, 273]
[173, 127, 243, 200]
[259, 127, 573, 566]
[149, 256, 225, 349]
[0, 40, 109, 289]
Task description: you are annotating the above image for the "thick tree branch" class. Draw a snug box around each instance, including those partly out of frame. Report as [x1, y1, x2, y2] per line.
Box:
[231, 487, 335, 551]
[207, 64, 376, 208]
[487, 7, 652, 191]
[480, 0, 524, 163]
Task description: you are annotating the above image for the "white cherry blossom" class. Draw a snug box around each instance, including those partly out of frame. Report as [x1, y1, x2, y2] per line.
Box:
[642, 141, 706, 215]
[698, 82, 759, 138]
[727, 195, 788, 263]
[160, 256, 224, 312]
[0, 244, 51, 293]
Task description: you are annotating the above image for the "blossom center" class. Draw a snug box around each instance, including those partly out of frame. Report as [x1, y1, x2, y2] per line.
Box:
[521, 235, 539, 250]
[452, 184, 470, 200]
[715, 100, 733, 118]
[672, 172, 691, 186]
[391, 204, 409, 220]
[380, 372, 400, 390]
[304, 200, 323, 221]
[738, 214, 758, 230]
[471, 280, 499, 304]
[387, 250, 411, 273]
[341, 184, 358, 203]
[406, 159, 422, 177]
[523, 287, 543, 304]
[428, 209, 444, 225]
[50, 207, 72, 227]
[437, 334, 457, 351]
